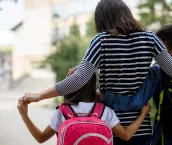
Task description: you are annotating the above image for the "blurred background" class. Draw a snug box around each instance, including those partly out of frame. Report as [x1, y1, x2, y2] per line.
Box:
[0, 0, 171, 145]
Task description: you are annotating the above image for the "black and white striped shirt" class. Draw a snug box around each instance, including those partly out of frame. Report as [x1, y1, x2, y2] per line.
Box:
[56, 31, 172, 96]
[56, 31, 172, 136]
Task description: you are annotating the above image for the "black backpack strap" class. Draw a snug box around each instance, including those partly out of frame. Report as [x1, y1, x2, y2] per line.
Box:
[56, 106, 59, 110]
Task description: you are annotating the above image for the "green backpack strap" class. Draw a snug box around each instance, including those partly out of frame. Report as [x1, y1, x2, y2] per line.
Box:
[156, 90, 164, 121]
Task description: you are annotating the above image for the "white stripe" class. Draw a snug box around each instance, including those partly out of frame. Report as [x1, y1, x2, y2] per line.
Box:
[102, 41, 154, 46]
[120, 120, 151, 124]
[99, 76, 147, 81]
[132, 133, 152, 137]
[105, 85, 141, 90]
[118, 116, 150, 120]
[104, 51, 154, 56]
[86, 41, 100, 59]
[103, 56, 152, 61]
[115, 112, 141, 115]
[103, 61, 150, 66]
[99, 67, 149, 72]
[137, 129, 152, 132]
[104, 81, 143, 86]
[102, 36, 154, 41]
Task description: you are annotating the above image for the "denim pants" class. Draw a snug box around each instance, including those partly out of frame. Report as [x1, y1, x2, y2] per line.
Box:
[103, 65, 162, 111]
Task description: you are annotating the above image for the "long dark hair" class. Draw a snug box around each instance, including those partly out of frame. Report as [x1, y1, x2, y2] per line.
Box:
[64, 73, 97, 105]
[94, 0, 144, 35]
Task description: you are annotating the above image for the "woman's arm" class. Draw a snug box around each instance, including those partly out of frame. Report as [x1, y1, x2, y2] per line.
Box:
[23, 87, 60, 103]
[112, 103, 150, 141]
[152, 33, 172, 77]
[17, 98, 56, 143]
[23, 34, 101, 103]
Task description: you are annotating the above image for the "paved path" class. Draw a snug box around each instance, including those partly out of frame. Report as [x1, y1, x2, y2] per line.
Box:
[0, 71, 59, 145]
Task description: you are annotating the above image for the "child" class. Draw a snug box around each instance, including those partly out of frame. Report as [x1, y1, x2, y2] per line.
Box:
[151, 24, 172, 145]
[18, 72, 151, 144]
[21, 0, 172, 144]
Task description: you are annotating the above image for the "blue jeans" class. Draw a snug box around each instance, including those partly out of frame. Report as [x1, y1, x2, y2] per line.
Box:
[114, 135, 152, 145]
[103, 65, 162, 111]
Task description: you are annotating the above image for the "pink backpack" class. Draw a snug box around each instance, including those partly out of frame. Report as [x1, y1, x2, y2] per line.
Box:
[57, 103, 113, 145]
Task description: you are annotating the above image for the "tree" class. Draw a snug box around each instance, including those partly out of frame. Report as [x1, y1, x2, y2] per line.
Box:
[138, 0, 172, 27]
[70, 19, 80, 38]
[86, 15, 97, 38]
[46, 21, 80, 81]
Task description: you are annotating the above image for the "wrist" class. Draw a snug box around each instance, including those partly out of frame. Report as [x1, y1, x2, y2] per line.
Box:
[20, 113, 28, 118]
[37, 93, 42, 101]
[140, 112, 147, 117]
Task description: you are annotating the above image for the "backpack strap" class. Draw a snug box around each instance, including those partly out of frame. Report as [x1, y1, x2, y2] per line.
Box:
[89, 103, 105, 119]
[59, 104, 77, 120]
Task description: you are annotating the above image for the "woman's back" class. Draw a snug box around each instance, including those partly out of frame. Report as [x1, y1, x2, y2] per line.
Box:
[85, 30, 164, 96]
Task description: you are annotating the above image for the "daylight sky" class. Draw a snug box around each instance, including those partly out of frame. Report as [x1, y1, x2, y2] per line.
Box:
[0, 0, 138, 45]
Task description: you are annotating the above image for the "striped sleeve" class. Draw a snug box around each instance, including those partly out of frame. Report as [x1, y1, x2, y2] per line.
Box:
[152, 32, 165, 55]
[56, 34, 101, 96]
[155, 50, 172, 78]
[153, 33, 172, 77]
[83, 34, 102, 68]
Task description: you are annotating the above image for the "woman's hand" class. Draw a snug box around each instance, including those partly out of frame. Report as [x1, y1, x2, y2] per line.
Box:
[22, 93, 41, 104]
[17, 97, 28, 117]
[141, 102, 151, 116]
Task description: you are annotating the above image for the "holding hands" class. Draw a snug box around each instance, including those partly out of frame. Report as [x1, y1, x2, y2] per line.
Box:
[17, 97, 29, 117]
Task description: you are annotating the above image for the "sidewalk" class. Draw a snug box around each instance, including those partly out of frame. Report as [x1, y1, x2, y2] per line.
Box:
[0, 69, 60, 145]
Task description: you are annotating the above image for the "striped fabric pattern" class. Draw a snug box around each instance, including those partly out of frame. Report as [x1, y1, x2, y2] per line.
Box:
[56, 30, 172, 136]
[114, 110, 152, 137]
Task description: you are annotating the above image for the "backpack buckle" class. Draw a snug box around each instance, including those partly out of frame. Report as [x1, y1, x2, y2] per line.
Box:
[67, 113, 74, 118]
[92, 113, 98, 118]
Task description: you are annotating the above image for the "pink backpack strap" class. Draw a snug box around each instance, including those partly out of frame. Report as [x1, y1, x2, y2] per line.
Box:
[90, 103, 105, 119]
[59, 104, 77, 119]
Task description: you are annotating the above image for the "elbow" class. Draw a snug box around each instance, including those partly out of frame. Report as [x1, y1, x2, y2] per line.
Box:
[36, 137, 45, 144]
[122, 134, 131, 141]
[37, 140, 44, 144]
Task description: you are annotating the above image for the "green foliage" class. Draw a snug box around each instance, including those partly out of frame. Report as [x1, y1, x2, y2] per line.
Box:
[138, 0, 172, 27]
[46, 36, 80, 81]
[46, 15, 97, 83]
[86, 15, 97, 38]
[70, 20, 80, 37]
[46, 20, 81, 82]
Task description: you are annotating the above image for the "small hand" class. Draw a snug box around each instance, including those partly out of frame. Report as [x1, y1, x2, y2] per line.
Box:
[17, 97, 28, 117]
[23, 93, 41, 104]
[141, 102, 151, 116]
[96, 89, 104, 102]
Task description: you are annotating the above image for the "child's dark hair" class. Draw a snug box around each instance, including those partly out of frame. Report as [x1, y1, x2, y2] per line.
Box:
[64, 73, 97, 105]
[94, 0, 144, 35]
[156, 24, 172, 51]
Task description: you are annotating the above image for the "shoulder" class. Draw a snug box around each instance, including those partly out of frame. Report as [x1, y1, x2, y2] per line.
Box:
[103, 105, 117, 118]
[102, 106, 120, 128]
[90, 32, 108, 43]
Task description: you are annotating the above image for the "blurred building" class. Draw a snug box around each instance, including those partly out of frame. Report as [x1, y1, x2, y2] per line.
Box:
[10, 0, 139, 81]
[12, 0, 52, 81]
[11, 0, 101, 81]
[52, 0, 100, 40]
